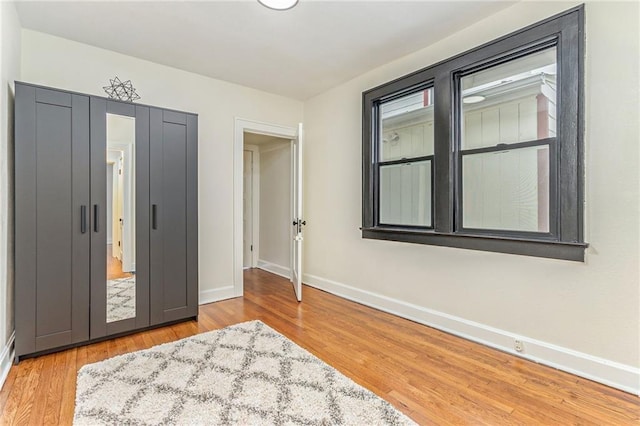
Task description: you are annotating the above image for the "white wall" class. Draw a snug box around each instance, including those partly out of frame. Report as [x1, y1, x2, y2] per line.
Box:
[303, 1, 640, 393]
[20, 29, 303, 303]
[0, 1, 21, 385]
[259, 142, 291, 270]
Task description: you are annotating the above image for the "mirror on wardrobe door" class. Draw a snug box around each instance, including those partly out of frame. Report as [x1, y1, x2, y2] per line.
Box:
[106, 113, 136, 323]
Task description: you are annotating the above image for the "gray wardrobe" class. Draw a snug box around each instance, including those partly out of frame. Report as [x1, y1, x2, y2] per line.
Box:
[14, 82, 198, 361]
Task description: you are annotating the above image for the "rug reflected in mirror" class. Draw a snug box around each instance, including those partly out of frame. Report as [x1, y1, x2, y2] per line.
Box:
[106, 277, 136, 323]
[74, 320, 416, 425]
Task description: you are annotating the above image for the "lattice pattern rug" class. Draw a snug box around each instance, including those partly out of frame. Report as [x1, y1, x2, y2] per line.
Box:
[74, 320, 416, 425]
[106, 277, 136, 323]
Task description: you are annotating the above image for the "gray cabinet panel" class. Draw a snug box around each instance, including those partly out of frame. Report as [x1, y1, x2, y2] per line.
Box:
[135, 106, 151, 329]
[186, 114, 199, 316]
[71, 95, 91, 344]
[15, 83, 90, 357]
[35, 102, 73, 338]
[161, 121, 188, 310]
[150, 109, 198, 325]
[149, 108, 163, 325]
[150, 109, 188, 322]
[89, 97, 107, 339]
[15, 84, 38, 357]
[35, 87, 72, 107]
[163, 110, 187, 125]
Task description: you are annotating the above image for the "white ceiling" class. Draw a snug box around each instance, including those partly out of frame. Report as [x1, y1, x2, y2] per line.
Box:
[14, 1, 516, 100]
[244, 131, 290, 146]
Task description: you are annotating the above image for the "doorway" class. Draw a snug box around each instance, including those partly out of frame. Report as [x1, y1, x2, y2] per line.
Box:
[243, 134, 292, 275]
[233, 119, 302, 300]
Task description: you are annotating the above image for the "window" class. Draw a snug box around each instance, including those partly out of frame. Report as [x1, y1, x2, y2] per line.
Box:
[458, 46, 556, 235]
[379, 87, 434, 228]
[362, 6, 586, 261]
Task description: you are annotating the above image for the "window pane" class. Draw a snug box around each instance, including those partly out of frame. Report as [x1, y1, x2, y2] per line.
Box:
[380, 88, 434, 162]
[379, 160, 432, 227]
[462, 145, 549, 232]
[461, 47, 557, 150]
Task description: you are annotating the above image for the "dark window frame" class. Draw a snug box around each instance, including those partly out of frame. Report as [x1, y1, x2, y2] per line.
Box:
[376, 81, 436, 230]
[377, 155, 435, 229]
[362, 5, 587, 261]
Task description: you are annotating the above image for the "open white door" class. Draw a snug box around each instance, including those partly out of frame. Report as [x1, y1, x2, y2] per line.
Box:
[291, 123, 304, 302]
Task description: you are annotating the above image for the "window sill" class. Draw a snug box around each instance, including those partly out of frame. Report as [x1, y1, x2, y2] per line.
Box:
[361, 227, 588, 262]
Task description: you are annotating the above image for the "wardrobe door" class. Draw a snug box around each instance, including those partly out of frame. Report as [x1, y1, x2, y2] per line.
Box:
[149, 108, 198, 325]
[90, 98, 150, 339]
[15, 84, 90, 358]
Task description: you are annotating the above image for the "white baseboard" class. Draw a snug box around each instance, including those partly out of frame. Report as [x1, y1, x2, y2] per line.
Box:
[199, 285, 236, 305]
[303, 272, 640, 395]
[257, 260, 291, 279]
[0, 332, 15, 391]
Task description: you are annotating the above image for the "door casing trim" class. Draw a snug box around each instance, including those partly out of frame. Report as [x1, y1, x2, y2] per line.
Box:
[233, 118, 296, 296]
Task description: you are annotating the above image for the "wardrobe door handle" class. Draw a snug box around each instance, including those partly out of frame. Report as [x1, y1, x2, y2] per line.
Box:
[152, 204, 158, 230]
[93, 204, 99, 232]
[80, 205, 87, 234]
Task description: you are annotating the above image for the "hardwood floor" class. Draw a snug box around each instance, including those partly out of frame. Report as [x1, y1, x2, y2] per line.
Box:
[107, 244, 133, 280]
[1, 268, 638, 425]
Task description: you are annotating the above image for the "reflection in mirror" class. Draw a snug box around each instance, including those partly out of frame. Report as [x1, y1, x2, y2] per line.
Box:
[106, 113, 136, 323]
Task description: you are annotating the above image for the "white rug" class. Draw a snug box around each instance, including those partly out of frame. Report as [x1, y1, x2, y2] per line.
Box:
[74, 320, 416, 425]
[106, 277, 136, 323]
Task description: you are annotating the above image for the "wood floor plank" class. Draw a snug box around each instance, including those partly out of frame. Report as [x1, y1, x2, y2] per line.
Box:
[40, 352, 67, 425]
[0, 359, 33, 425]
[0, 364, 18, 416]
[27, 353, 57, 425]
[57, 349, 77, 426]
[11, 357, 44, 426]
[1, 268, 638, 425]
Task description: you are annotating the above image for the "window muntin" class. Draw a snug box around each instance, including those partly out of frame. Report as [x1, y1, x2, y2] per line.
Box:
[377, 87, 434, 228]
[458, 46, 557, 234]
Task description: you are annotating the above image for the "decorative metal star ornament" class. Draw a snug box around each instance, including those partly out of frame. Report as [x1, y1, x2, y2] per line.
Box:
[103, 77, 141, 102]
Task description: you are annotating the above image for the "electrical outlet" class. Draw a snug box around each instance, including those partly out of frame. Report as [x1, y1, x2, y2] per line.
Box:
[514, 339, 524, 353]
